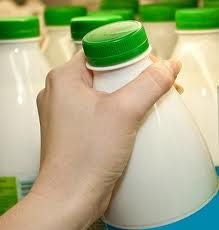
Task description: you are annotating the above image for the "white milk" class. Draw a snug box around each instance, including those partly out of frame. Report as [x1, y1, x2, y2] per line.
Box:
[142, 22, 177, 59]
[0, 17, 49, 214]
[83, 21, 218, 229]
[42, 26, 76, 68]
[43, 6, 87, 68]
[139, 4, 178, 59]
[172, 8, 219, 166]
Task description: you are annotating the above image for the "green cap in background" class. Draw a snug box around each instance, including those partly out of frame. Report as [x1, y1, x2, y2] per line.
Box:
[0, 16, 40, 40]
[204, 0, 219, 7]
[100, 0, 139, 13]
[82, 21, 149, 67]
[139, 3, 185, 22]
[88, 9, 135, 20]
[176, 8, 219, 30]
[139, 0, 197, 22]
[44, 6, 87, 26]
[159, 0, 198, 7]
[71, 15, 123, 41]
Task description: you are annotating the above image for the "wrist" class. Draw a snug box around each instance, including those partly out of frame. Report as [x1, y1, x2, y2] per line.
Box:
[30, 173, 110, 230]
[26, 189, 94, 230]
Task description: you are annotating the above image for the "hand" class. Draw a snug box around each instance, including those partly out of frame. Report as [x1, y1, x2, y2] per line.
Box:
[34, 51, 181, 227]
[0, 51, 180, 230]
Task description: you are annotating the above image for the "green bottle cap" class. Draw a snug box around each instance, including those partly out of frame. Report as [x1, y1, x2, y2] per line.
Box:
[159, 0, 197, 7]
[44, 6, 87, 26]
[140, 4, 179, 22]
[88, 9, 135, 20]
[176, 8, 219, 30]
[139, 3, 195, 22]
[82, 21, 149, 67]
[71, 15, 123, 41]
[204, 1, 219, 7]
[0, 16, 40, 40]
[100, 0, 139, 13]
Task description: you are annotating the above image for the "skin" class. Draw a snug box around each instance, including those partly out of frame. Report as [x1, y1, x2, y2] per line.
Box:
[0, 51, 181, 230]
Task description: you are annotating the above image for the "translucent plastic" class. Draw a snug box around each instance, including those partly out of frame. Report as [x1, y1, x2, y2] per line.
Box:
[142, 22, 177, 59]
[42, 27, 76, 68]
[88, 52, 218, 229]
[0, 39, 49, 198]
[172, 31, 219, 166]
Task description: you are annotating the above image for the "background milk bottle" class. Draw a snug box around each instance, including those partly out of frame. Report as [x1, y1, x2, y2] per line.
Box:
[71, 15, 123, 51]
[139, 3, 189, 59]
[43, 6, 87, 68]
[172, 8, 219, 168]
[0, 16, 49, 215]
[83, 20, 218, 229]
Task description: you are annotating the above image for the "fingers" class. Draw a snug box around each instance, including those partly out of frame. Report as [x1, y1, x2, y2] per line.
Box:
[114, 59, 182, 120]
[69, 50, 87, 66]
[45, 50, 93, 89]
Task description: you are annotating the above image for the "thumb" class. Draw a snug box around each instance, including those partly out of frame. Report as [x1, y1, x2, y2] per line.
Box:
[114, 59, 181, 120]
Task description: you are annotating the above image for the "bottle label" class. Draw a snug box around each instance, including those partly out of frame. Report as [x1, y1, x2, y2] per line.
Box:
[0, 176, 35, 215]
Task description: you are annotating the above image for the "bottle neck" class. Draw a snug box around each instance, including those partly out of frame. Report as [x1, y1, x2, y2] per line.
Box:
[47, 26, 70, 35]
[176, 30, 219, 48]
[177, 29, 219, 38]
[92, 49, 152, 93]
[0, 38, 40, 50]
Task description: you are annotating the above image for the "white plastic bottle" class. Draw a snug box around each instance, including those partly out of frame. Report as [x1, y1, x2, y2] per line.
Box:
[71, 15, 123, 51]
[82, 21, 218, 229]
[0, 16, 49, 215]
[172, 8, 219, 167]
[139, 3, 183, 59]
[43, 6, 87, 68]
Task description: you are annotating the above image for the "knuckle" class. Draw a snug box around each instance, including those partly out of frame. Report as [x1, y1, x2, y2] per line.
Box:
[148, 62, 174, 91]
[115, 96, 134, 119]
[46, 69, 60, 85]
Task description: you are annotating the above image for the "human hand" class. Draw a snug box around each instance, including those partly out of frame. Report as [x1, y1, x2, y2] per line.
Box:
[33, 51, 180, 230]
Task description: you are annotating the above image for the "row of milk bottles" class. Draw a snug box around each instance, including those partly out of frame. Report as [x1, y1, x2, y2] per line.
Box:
[0, 6, 123, 216]
[0, 2, 219, 229]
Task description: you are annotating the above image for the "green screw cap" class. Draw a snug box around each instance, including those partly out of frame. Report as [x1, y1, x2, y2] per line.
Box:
[44, 6, 87, 26]
[71, 15, 123, 41]
[0, 16, 40, 40]
[140, 4, 178, 22]
[82, 21, 149, 67]
[100, 0, 139, 13]
[159, 0, 197, 7]
[176, 8, 219, 30]
[204, 0, 219, 7]
[139, 3, 196, 22]
[88, 9, 135, 20]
